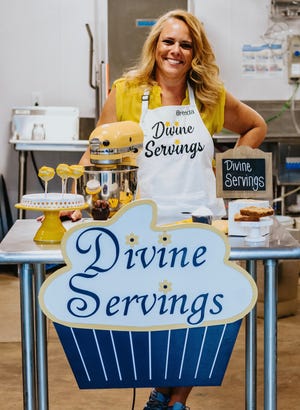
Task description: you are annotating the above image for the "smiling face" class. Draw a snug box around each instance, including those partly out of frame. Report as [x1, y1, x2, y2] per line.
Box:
[155, 17, 193, 82]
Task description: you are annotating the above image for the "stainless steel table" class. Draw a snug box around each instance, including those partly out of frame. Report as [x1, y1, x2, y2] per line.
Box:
[0, 219, 299, 410]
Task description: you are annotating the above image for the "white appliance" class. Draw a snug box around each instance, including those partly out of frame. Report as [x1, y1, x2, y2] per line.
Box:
[11, 106, 79, 142]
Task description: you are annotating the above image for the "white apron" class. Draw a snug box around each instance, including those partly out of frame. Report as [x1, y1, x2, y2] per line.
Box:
[137, 83, 225, 224]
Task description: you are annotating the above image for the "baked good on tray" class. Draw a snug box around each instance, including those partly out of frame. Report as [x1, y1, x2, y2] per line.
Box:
[239, 206, 274, 217]
[234, 213, 260, 222]
[234, 205, 274, 222]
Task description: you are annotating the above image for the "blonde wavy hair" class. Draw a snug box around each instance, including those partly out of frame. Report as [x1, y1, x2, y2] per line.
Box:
[123, 9, 223, 113]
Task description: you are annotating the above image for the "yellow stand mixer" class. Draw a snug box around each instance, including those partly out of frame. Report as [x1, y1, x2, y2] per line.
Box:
[89, 120, 143, 165]
[81, 121, 144, 217]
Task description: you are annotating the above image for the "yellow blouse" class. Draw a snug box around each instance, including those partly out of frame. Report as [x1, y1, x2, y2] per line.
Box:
[113, 78, 226, 136]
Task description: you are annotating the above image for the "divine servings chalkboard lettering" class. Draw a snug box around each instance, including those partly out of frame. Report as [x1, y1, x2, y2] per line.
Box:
[222, 158, 265, 191]
[216, 146, 272, 199]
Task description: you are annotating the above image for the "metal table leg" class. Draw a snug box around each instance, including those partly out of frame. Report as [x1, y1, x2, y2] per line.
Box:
[19, 263, 36, 410]
[280, 186, 285, 216]
[245, 260, 257, 410]
[34, 264, 49, 410]
[18, 150, 27, 219]
[264, 259, 278, 410]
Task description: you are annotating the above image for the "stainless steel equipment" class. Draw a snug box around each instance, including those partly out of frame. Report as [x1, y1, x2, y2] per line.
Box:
[79, 121, 143, 216]
[79, 165, 138, 215]
[271, 0, 300, 19]
[11, 106, 79, 142]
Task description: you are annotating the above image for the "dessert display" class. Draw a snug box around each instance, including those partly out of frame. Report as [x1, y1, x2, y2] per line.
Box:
[233, 205, 274, 243]
[228, 199, 273, 237]
[15, 163, 88, 243]
[19, 162, 85, 210]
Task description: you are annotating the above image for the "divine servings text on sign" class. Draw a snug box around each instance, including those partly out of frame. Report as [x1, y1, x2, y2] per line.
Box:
[215, 146, 272, 199]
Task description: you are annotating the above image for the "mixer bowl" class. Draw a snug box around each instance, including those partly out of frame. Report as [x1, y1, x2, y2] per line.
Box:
[78, 165, 138, 217]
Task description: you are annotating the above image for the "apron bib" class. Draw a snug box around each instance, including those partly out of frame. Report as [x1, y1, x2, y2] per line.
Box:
[137, 83, 225, 224]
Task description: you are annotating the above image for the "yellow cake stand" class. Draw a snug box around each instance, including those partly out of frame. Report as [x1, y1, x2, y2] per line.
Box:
[15, 204, 88, 244]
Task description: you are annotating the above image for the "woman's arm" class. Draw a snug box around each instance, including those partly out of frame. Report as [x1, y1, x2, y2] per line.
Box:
[223, 92, 267, 148]
[96, 87, 118, 125]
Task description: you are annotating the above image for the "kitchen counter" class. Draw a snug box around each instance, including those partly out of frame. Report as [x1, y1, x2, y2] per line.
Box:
[9, 138, 88, 152]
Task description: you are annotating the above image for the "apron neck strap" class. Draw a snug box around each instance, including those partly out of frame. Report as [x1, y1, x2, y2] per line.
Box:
[187, 82, 196, 105]
[140, 90, 150, 123]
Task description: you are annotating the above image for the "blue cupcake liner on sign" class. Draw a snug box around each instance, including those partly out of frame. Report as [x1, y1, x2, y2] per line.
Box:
[54, 320, 242, 389]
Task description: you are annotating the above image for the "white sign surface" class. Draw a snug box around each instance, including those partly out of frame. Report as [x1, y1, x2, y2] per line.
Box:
[39, 200, 257, 330]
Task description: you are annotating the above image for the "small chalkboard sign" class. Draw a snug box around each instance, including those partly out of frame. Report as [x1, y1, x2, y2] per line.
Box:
[216, 146, 272, 199]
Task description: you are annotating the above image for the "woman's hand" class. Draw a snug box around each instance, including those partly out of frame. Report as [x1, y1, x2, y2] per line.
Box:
[59, 209, 82, 222]
[36, 209, 82, 223]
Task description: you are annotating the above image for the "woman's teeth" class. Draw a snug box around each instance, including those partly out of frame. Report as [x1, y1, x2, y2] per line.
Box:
[167, 58, 181, 65]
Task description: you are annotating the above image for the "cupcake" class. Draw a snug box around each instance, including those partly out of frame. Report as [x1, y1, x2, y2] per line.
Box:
[91, 199, 110, 220]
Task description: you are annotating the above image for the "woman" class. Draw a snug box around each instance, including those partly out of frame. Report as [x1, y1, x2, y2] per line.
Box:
[79, 10, 266, 226]
[79, 9, 267, 409]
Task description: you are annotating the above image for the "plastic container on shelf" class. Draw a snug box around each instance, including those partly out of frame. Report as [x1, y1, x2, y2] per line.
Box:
[31, 123, 45, 141]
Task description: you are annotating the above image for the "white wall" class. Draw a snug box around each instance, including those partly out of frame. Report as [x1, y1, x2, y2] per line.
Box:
[0, 0, 102, 219]
[0, 0, 299, 221]
[194, 0, 300, 99]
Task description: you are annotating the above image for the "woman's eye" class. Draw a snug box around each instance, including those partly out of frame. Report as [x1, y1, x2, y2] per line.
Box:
[180, 42, 192, 50]
[162, 39, 174, 46]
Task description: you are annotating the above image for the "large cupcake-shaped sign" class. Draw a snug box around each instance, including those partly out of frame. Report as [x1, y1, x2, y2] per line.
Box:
[39, 200, 257, 389]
